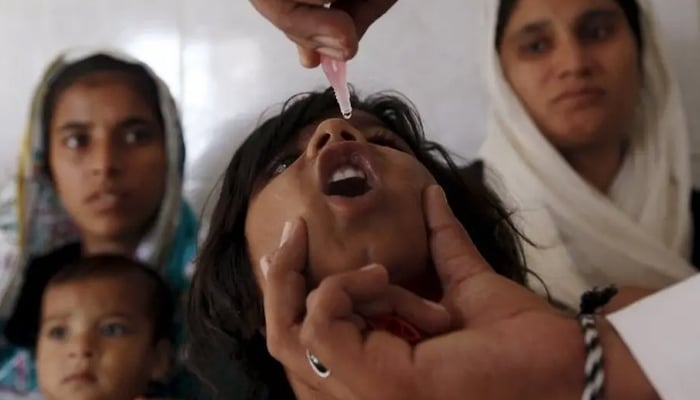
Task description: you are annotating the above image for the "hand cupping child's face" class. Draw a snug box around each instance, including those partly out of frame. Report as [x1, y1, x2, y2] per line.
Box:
[37, 275, 170, 400]
[246, 111, 438, 294]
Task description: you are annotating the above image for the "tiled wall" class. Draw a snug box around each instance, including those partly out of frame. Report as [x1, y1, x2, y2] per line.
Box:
[1, 0, 698, 210]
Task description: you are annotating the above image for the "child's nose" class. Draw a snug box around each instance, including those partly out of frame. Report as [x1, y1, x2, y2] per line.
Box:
[68, 336, 95, 359]
[306, 118, 365, 158]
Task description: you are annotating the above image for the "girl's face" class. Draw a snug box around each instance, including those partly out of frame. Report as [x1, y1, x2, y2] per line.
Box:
[48, 72, 167, 250]
[245, 111, 436, 292]
[498, 0, 641, 153]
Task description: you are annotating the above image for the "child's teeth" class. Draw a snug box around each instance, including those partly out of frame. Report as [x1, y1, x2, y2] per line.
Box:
[330, 166, 366, 183]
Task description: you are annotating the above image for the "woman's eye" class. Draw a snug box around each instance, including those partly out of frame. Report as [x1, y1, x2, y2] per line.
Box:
[47, 325, 68, 340]
[63, 133, 89, 149]
[123, 128, 152, 145]
[583, 25, 613, 41]
[522, 39, 550, 54]
[100, 322, 129, 337]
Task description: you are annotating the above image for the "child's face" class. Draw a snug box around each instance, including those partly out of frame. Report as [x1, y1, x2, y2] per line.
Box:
[246, 111, 437, 292]
[37, 273, 169, 400]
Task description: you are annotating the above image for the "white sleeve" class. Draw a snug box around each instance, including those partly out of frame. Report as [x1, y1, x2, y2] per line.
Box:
[607, 275, 700, 400]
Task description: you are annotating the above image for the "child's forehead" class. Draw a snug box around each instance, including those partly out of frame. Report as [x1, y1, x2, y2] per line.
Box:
[43, 274, 152, 315]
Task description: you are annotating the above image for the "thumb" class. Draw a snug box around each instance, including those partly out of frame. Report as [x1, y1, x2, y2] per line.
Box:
[423, 185, 492, 293]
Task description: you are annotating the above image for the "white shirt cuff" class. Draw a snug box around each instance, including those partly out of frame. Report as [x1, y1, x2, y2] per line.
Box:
[608, 275, 700, 400]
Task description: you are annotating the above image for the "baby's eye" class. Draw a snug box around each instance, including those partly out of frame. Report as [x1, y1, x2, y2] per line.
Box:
[46, 325, 68, 340]
[100, 322, 130, 337]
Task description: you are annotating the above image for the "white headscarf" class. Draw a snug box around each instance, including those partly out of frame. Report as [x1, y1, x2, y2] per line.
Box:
[0, 49, 197, 318]
[478, 0, 696, 309]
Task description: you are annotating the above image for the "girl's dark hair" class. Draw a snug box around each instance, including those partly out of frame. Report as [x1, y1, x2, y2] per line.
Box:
[495, 0, 643, 52]
[41, 54, 164, 173]
[187, 88, 529, 399]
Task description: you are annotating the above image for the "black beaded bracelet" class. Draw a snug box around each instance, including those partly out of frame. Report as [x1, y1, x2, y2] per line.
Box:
[578, 285, 618, 400]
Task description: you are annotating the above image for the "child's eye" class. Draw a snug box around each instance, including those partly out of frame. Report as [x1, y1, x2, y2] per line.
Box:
[46, 326, 68, 340]
[367, 133, 404, 151]
[100, 322, 130, 337]
[270, 154, 300, 177]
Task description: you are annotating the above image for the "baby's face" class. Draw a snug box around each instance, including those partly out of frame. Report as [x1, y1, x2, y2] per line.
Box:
[246, 111, 439, 294]
[37, 274, 169, 400]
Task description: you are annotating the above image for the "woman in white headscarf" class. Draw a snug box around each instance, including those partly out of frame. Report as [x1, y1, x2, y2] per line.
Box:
[0, 50, 200, 399]
[479, 0, 699, 309]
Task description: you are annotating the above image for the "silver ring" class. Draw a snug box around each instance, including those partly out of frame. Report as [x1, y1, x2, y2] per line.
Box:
[306, 349, 331, 378]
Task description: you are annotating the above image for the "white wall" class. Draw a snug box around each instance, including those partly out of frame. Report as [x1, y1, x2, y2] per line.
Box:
[0, 0, 698, 213]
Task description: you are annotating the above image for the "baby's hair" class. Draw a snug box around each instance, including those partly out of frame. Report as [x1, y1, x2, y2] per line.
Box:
[46, 254, 175, 343]
[187, 87, 530, 399]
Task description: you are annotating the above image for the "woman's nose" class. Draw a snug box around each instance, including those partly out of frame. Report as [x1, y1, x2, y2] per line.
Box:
[306, 118, 365, 158]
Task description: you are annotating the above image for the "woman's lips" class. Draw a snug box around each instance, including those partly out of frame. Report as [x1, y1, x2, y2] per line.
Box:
[552, 87, 606, 109]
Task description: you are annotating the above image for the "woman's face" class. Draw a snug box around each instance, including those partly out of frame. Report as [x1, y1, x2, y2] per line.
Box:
[245, 111, 436, 291]
[48, 72, 167, 248]
[498, 0, 641, 152]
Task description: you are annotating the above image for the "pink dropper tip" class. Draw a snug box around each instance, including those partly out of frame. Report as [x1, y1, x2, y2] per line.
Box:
[321, 56, 352, 119]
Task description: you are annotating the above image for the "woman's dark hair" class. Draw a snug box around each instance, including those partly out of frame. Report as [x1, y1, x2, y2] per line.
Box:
[495, 0, 643, 52]
[187, 88, 529, 399]
[41, 54, 164, 173]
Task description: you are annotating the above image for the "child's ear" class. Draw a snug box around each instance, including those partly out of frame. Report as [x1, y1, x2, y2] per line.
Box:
[149, 339, 173, 382]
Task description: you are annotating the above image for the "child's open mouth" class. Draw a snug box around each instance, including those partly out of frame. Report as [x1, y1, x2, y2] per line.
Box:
[325, 165, 371, 197]
[318, 142, 381, 216]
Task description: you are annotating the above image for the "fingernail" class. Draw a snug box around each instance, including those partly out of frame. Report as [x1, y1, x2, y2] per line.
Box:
[312, 35, 343, 48]
[361, 264, 380, 272]
[279, 220, 293, 248]
[435, 185, 447, 202]
[260, 256, 271, 279]
[316, 46, 345, 60]
[422, 299, 446, 311]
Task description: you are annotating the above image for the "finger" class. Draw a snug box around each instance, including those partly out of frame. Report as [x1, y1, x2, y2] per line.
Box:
[423, 185, 492, 292]
[252, 0, 357, 58]
[297, 44, 322, 68]
[306, 264, 390, 322]
[300, 266, 414, 398]
[334, 0, 397, 40]
[262, 218, 308, 360]
[357, 286, 452, 336]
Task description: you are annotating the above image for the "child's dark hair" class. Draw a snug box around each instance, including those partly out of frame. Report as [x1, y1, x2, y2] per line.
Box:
[187, 88, 529, 399]
[46, 254, 175, 343]
[40, 54, 165, 175]
[495, 0, 643, 52]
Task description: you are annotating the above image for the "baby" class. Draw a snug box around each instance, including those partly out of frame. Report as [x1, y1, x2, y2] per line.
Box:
[35, 255, 174, 400]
